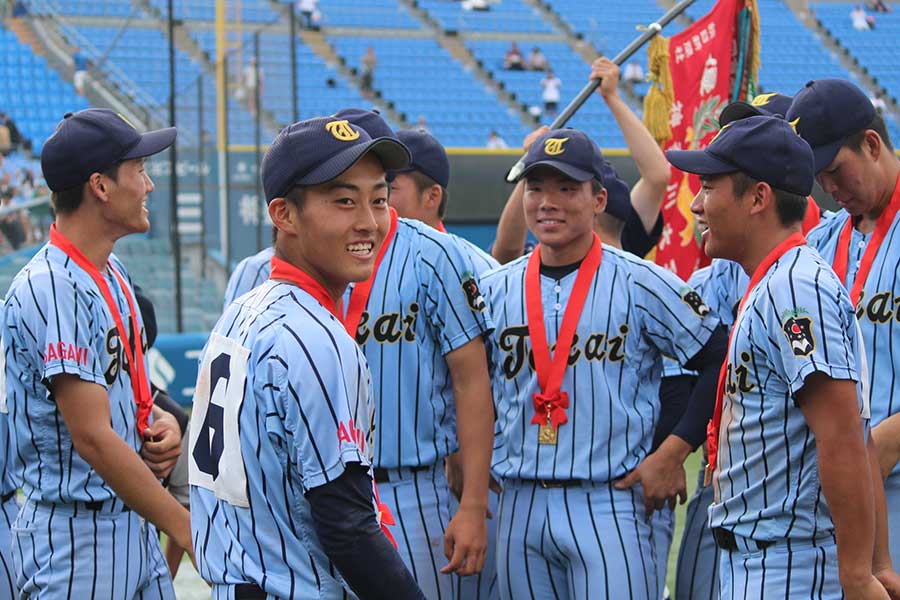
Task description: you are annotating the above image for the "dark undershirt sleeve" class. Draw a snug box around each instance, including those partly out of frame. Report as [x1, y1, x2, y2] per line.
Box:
[671, 325, 729, 449]
[652, 375, 695, 452]
[306, 463, 426, 600]
[621, 209, 664, 258]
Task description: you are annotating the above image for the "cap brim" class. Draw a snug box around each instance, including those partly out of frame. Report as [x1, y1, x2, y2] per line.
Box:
[122, 127, 177, 160]
[516, 160, 594, 182]
[298, 137, 411, 186]
[812, 138, 843, 174]
[666, 149, 738, 176]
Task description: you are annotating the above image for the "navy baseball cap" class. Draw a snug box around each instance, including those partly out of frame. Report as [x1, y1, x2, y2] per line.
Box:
[599, 161, 631, 222]
[719, 92, 793, 126]
[666, 115, 814, 196]
[394, 129, 450, 188]
[516, 128, 606, 183]
[786, 79, 875, 173]
[262, 116, 410, 203]
[41, 108, 176, 192]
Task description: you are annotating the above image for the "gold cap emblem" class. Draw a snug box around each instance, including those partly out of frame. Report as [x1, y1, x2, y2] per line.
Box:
[543, 137, 568, 156]
[750, 92, 779, 107]
[326, 119, 360, 142]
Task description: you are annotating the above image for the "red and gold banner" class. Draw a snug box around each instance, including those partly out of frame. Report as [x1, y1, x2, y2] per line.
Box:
[647, 0, 759, 279]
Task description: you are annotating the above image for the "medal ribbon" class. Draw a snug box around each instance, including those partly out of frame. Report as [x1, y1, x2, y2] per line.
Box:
[525, 233, 602, 433]
[49, 225, 153, 437]
[831, 173, 900, 306]
[705, 232, 807, 485]
[270, 256, 343, 319]
[435, 221, 447, 233]
[343, 207, 398, 339]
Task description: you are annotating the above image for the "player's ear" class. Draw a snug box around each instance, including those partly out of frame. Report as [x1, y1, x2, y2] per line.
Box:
[424, 184, 441, 210]
[268, 197, 298, 236]
[592, 185, 607, 216]
[87, 172, 109, 203]
[748, 181, 772, 217]
[863, 129, 883, 161]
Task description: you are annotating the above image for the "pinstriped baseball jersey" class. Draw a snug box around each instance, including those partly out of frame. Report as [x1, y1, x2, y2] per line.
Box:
[807, 210, 899, 455]
[190, 279, 375, 598]
[483, 245, 720, 482]
[346, 218, 493, 469]
[1, 244, 145, 506]
[708, 244, 868, 540]
[223, 246, 276, 308]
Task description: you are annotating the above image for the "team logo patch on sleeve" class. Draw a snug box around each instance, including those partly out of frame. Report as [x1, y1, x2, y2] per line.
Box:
[680, 286, 711, 317]
[782, 315, 815, 357]
[461, 273, 486, 312]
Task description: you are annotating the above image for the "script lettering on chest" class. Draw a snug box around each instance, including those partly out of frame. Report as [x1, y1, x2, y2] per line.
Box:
[725, 351, 756, 396]
[355, 302, 419, 345]
[855, 290, 900, 325]
[498, 323, 629, 379]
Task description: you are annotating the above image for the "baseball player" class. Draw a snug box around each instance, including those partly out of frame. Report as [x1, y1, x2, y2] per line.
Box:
[387, 127, 500, 600]
[789, 79, 900, 586]
[482, 127, 726, 600]
[222, 108, 397, 307]
[0, 352, 17, 599]
[189, 115, 426, 599]
[1, 108, 189, 598]
[492, 57, 670, 263]
[668, 114, 887, 599]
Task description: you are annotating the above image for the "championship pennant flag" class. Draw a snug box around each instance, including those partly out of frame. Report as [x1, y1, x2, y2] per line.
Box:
[643, 0, 760, 278]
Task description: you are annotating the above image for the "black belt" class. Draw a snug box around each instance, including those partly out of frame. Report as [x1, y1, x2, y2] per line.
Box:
[712, 527, 775, 552]
[1, 491, 14, 503]
[372, 466, 430, 483]
[234, 583, 266, 600]
[536, 479, 582, 489]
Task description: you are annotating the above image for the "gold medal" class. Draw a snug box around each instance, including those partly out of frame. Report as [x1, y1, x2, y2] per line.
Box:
[538, 423, 558, 445]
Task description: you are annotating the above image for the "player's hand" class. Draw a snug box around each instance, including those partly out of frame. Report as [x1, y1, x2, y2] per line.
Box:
[874, 567, 900, 600]
[841, 574, 891, 600]
[523, 126, 551, 152]
[590, 57, 620, 100]
[141, 411, 182, 479]
[441, 504, 487, 576]
[614, 448, 687, 516]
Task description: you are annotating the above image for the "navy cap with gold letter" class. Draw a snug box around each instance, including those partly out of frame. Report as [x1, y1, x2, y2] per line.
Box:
[262, 116, 411, 203]
[516, 128, 607, 183]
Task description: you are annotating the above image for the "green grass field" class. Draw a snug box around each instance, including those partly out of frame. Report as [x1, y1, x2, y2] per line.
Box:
[174, 450, 705, 599]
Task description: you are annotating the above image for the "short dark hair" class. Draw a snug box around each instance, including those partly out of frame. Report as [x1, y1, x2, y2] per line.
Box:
[729, 172, 807, 226]
[407, 170, 449, 218]
[50, 162, 122, 215]
[590, 178, 603, 195]
[843, 112, 894, 153]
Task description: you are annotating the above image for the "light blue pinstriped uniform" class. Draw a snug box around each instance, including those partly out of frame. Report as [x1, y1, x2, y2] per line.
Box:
[1, 244, 173, 599]
[223, 246, 275, 309]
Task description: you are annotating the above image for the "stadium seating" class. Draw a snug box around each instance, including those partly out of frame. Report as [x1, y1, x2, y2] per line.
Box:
[418, 0, 553, 33]
[146, 0, 280, 23]
[0, 29, 88, 151]
[192, 30, 375, 129]
[316, 0, 420, 29]
[811, 3, 900, 141]
[329, 35, 529, 146]
[52, 0, 141, 18]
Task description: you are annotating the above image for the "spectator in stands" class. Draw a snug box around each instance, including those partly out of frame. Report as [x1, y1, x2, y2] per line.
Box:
[504, 42, 524, 71]
[624, 60, 645, 89]
[871, 0, 892, 12]
[540, 69, 562, 116]
[462, 0, 491, 10]
[72, 47, 91, 95]
[487, 130, 508, 149]
[297, 0, 318, 29]
[360, 46, 377, 98]
[415, 115, 430, 134]
[241, 58, 263, 116]
[11, 1, 27, 18]
[872, 93, 887, 114]
[0, 190, 28, 250]
[851, 4, 873, 30]
[0, 113, 26, 153]
[527, 46, 548, 71]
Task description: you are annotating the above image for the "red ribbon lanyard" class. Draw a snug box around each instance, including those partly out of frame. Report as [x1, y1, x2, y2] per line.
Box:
[435, 220, 447, 233]
[831, 173, 900, 306]
[343, 207, 398, 338]
[48, 225, 153, 437]
[269, 256, 343, 319]
[525, 233, 603, 433]
[704, 232, 807, 485]
[801, 196, 821, 234]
